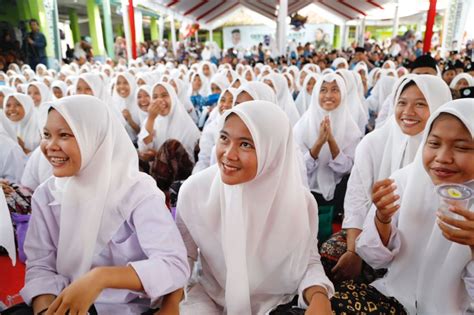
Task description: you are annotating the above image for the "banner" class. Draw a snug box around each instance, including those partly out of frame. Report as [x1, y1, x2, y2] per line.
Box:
[223, 24, 334, 51]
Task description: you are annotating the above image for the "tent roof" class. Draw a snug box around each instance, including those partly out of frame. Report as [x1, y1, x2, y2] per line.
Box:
[141, 0, 394, 26]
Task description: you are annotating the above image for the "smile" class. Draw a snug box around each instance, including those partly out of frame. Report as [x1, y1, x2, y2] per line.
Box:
[49, 156, 69, 167]
[400, 118, 420, 127]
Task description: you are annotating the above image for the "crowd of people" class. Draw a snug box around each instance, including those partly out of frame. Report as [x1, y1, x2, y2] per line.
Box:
[0, 34, 474, 315]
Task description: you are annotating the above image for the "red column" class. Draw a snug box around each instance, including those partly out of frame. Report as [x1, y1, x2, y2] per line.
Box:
[128, 0, 137, 59]
[423, 0, 437, 53]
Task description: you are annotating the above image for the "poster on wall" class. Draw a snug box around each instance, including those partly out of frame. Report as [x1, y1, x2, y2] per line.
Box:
[223, 24, 334, 51]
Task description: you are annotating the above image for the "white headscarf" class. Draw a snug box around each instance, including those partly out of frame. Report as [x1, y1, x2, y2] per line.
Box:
[234, 82, 276, 104]
[295, 73, 319, 116]
[138, 82, 200, 160]
[449, 72, 474, 90]
[331, 57, 348, 69]
[2, 93, 41, 152]
[46, 95, 163, 281]
[76, 73, 109, 103]
[178, 101, 318, 314]
[0, 86, 16, 105]
[336, 69, 368, 132]
[263, 73, 300, 126]
[375, 99, 474, 314]
[293, 73, 362, 200]
[188, 72, 211, 96]
[209, 73, 230, 94]
[51, 80, 68, 100]
[366, 76, 397, 113]
[0, 112, 17, 142]
[135, 85, 151, 125]
[169, 78, 196, 117]
[27, 81, 52, 106]
[111, 72, 140, 139]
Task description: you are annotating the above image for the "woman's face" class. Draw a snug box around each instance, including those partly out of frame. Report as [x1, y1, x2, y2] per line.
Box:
[137, 78, 146, 86]
[235, 91, 253, 105]
[211, 83, 221, 94]
[53, 87, 63, 99]
[423, 114, 474, 185]
[219, 91, 233, 114]
[192, 75, 202, 91]
[27, 85, 42, 106]
[319, 81, 341, 111]
[41, 109, 82, 178]
[216, 114, 258, 185]
[306, 78, 316, 95]
[76, 79, 94, 96]
[137, 90, 150, 112]
[152, 85, 172, 116]
[232, 80, 241, 88]
[4, 96, 25, 122]
[169, 79, 178, 93]
[203, 65, 211, 77]
[226, 72, 233, 83]
[395, 84, 430, 136]
[299, 71, 307, 86]
[245, 71, 253, 81]
[116, 75, 131, 98]
[454, 78, 469, 91]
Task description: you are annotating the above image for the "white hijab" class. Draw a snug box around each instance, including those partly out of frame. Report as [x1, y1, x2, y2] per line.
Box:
[188, 72, 211, 96]
[234, 82, 276, 104]
[51, 80, 68, 100]
[449, 72, 474, 90]
[263, 73, 300, 126]
[2, 93, 41, 152]
[336, 69, 368, 132]
[136, 85, 151, 125]
[111, 72, 141, 139]
[293, 73, 362, 200]
[138, 82, 200, 160]
[331, 57, 348, 69]
[376, 99, 474, 315]
[351, 75, 452, 212]
[178, 101, 317, 314]
[46, 95, 163, 281]
[295, 73, 319, 116]
[28, 81, 52, 106]
[366, 76, 397, 113]
[76, 73, 109, 103]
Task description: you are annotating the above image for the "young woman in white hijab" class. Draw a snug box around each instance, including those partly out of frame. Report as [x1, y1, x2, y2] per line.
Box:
[233, 81, 276, 105]
[135, 85, 152, 125]
[0, 116, 26, 183]
[293, 73, 362, 211]
[2, 93, 41, 154]
[295, 73, 319, 116]
[111, 72, 141, 142]
[0, 86, 16, 109]
[188, 71, 211, 97]
[193, 88, 236, 174]
[242, 67, 255, 82]
[336, 69, 369, 132]
[177, 101, 334, 315]
[51, 80, 68, 100]
[27, 81, 51, 108]
[138, 82, 200, 163]
[263, 73, 300, 126]
[353, 99, 474, 315]
[331, 58, 349, 70]
[320, 75, 452, 282]
[449, 72, 474, 92]
[75, 73, 109, 103]
[16, 95, 189, 315]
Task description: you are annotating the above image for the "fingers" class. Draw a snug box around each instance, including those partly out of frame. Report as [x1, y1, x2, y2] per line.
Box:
[437, 211, 474, 232]
[372, 182, 397, 203]
[437, 220, 474, 246]
[372, 178, 394, 193]
[449, 205, 474, 221]
[46, 296, 62, 315]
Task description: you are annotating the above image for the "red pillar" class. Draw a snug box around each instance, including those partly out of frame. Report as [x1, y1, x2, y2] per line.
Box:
[423, 0, 437, 53]
[128, 0, 137, 59]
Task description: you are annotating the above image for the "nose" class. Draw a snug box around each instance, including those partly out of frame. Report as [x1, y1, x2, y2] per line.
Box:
[434, 145, 454, 164]
[223, 142, 239, 161]
[45, 136, 60, 152]
[403, 103, 416, 115]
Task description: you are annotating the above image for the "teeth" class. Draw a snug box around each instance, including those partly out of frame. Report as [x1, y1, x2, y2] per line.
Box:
[50, 157, 68, 163]
[402, 119, 419, 126]
[223, 164, 238, 171]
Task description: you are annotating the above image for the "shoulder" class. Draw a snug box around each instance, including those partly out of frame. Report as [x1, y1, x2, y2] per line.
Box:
[32, 177, 55, 208]
[180, 165, 217, 197]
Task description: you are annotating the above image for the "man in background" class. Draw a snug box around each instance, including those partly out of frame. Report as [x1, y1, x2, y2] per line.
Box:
[26, 19, 47, 68]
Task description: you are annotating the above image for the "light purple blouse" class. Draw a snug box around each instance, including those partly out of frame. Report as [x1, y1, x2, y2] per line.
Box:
[20, 179, 190, 313]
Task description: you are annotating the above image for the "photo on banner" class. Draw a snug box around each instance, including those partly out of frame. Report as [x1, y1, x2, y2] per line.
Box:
[223, 24, 335, 51]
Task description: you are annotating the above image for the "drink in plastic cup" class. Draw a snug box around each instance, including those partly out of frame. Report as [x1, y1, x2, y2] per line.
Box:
[437, 183, 472, 220]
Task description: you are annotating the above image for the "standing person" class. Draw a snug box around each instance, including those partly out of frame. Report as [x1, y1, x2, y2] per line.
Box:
[26, 19, 47, 69]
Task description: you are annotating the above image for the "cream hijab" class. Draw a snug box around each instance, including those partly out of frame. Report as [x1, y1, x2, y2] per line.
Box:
[138, 82, 200, 160]
[2, 93, 41, 152]
[449, 72, 474, 90]
[293, 73, 362, 200]
[263, 73, 300, 126]
[178, 101, 317, 314]
[45, 95, 163, 281]
[376, 99, 474, 314]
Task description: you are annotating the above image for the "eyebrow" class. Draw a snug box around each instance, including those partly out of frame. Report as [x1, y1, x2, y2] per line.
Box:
[428, 133, 472, 142]
[220, 130, 254, 143]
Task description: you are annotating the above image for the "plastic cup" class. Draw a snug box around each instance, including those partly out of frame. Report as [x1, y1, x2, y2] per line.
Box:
[437, 183, 472, 220]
